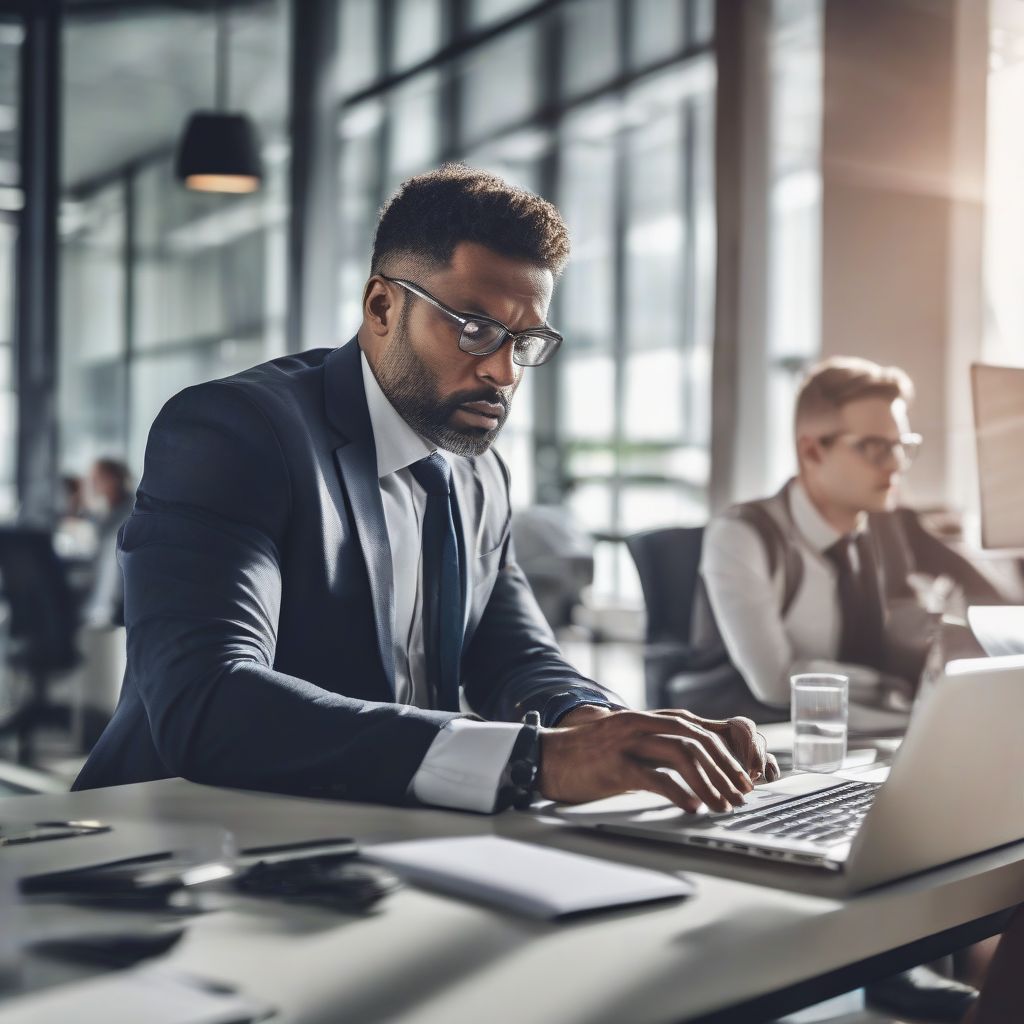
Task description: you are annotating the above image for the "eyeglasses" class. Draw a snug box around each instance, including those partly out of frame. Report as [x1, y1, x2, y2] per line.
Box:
[818, 431, 923, 467]
[381, 275, 563, 367]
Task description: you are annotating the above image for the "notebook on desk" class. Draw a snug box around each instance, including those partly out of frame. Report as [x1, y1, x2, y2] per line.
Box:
[556, 656, 1024, 894]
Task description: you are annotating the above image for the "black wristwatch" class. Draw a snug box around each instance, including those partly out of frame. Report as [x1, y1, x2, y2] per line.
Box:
[495, 710, 542, 812]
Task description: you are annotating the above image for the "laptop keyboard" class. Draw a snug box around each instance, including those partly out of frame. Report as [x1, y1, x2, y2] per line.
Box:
[719, 781, 881, 845]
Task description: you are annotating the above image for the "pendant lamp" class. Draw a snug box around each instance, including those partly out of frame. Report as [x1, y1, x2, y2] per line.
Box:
[175, 0, 263, 193]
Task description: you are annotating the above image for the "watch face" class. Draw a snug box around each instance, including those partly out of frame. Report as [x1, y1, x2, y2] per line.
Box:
[510, 759, 537, 788]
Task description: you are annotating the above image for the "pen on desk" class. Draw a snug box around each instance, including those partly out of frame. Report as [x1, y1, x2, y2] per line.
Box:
[0, 820, 112, 847]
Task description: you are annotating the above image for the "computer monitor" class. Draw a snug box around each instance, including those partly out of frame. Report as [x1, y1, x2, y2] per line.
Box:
[971, 362, 1024, 549]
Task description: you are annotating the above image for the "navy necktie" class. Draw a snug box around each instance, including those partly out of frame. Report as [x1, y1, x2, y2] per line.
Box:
[410, 453, 463, 712]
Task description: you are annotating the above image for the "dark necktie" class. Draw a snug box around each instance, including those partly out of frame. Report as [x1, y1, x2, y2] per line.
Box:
[410, 453, 463, 712]
[825, 533, 885, 670]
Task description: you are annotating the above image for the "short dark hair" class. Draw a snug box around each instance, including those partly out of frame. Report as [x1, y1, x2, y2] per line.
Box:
[371, 163, 570, 277]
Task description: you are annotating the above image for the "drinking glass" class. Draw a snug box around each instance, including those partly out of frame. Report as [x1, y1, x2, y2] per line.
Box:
[791, 673, 848, 773]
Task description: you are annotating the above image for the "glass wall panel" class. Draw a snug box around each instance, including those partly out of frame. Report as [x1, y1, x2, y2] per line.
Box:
[386, 71, 442, 188]
[765, 0, 823, 490]
[689, 85, 716, 447]
[499, 371, 534, 508]
[132, 158, 280, 352]
[458, 25, 541, 146]
[566, 480, 613, 534]
[562, 0, 619, 100]
[621, 63, 714, 519]
[461, 129, 547, 193]
[0, 19, 19, 517]
[558, 102, 617, 444]
[393, 0, 444, 72]
[630, 0, 686, 69]
[690, 0, 715, 46]
[338, 100, 384, 332]
[0, 21, 19, 195]
[337, 0, 380, 95]
[59, 183, 128, 471]
[622, 74, 686, 444]
[0, 220, 13, 366]
[468, 0, 536, 30]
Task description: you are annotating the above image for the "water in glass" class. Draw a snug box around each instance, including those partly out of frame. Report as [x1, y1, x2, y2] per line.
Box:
[791, 674, 848, 773]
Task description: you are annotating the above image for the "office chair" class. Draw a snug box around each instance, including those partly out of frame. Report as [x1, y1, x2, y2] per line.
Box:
[625, 526, 788, 721]
[0, 528, 81, 764]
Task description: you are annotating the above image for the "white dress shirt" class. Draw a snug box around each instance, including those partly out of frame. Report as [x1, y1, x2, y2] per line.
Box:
[700, 479, 893, 708]
[360, 353, 520, 813]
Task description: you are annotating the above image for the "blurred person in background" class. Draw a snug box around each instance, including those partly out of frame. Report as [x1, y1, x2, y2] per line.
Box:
[701, 357, 1001, 718]
[82, 458, 133, 627]
[54, 473, 97, 559]
[61, 474, 86, 519]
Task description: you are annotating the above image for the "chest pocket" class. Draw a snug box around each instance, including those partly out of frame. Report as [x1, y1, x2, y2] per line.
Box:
[473, 538, 505, 591]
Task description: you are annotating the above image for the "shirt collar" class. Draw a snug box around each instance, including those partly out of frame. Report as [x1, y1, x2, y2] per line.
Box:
[360, 349, 435, 479]
[788, 478, 866, 552]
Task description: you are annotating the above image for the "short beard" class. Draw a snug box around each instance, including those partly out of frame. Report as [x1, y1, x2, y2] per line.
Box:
[372, 309, 515, 457]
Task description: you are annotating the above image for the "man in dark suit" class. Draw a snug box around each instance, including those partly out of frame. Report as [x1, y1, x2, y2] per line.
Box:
[75, 165, 778, 813]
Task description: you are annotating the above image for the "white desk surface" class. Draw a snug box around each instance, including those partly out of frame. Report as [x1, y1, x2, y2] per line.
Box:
[3, 778, 1024, 1024]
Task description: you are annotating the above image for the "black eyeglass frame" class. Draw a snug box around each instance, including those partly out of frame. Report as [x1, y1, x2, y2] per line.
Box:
[380, 275, 563, 367]
[817, 431, 924, 467]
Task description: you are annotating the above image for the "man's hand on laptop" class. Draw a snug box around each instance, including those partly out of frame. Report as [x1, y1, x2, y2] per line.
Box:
[538, 708, 780, 813]
[651, 709, 781, 783]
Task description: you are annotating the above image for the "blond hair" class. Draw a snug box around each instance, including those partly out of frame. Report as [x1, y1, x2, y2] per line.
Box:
[794, 356, 914, 436]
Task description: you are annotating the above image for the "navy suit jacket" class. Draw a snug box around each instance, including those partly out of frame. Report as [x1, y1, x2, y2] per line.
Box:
[73, 340, 619, 804]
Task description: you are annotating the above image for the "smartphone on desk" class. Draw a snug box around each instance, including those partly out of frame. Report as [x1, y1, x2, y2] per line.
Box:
[234, 838, 400, 911]
[20, 852, 234, 908]
[21, 854, 190, 907]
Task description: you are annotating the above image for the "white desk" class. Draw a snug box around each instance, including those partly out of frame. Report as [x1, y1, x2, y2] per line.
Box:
[2, 779, 1022, 1024]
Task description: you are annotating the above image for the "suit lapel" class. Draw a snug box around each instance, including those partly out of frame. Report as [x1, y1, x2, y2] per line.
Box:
[325, 340, 396, 695]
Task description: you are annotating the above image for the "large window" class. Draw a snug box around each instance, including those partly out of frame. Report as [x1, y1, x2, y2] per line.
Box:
[58, 0, 290, 485]
[335, 0, 718, 600]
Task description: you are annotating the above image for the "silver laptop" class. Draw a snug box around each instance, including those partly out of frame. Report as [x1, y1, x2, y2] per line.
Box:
[557, 656, 1024, 892]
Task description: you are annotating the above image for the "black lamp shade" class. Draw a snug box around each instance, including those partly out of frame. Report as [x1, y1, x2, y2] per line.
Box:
[175, 111, 263, 193]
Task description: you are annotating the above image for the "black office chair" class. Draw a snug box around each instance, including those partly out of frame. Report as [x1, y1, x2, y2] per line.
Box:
[625, 526, 788, 722]
[0, 528, 80, 764]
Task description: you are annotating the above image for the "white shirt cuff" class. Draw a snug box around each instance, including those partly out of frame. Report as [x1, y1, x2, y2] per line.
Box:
[410, 718, 522, 814]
